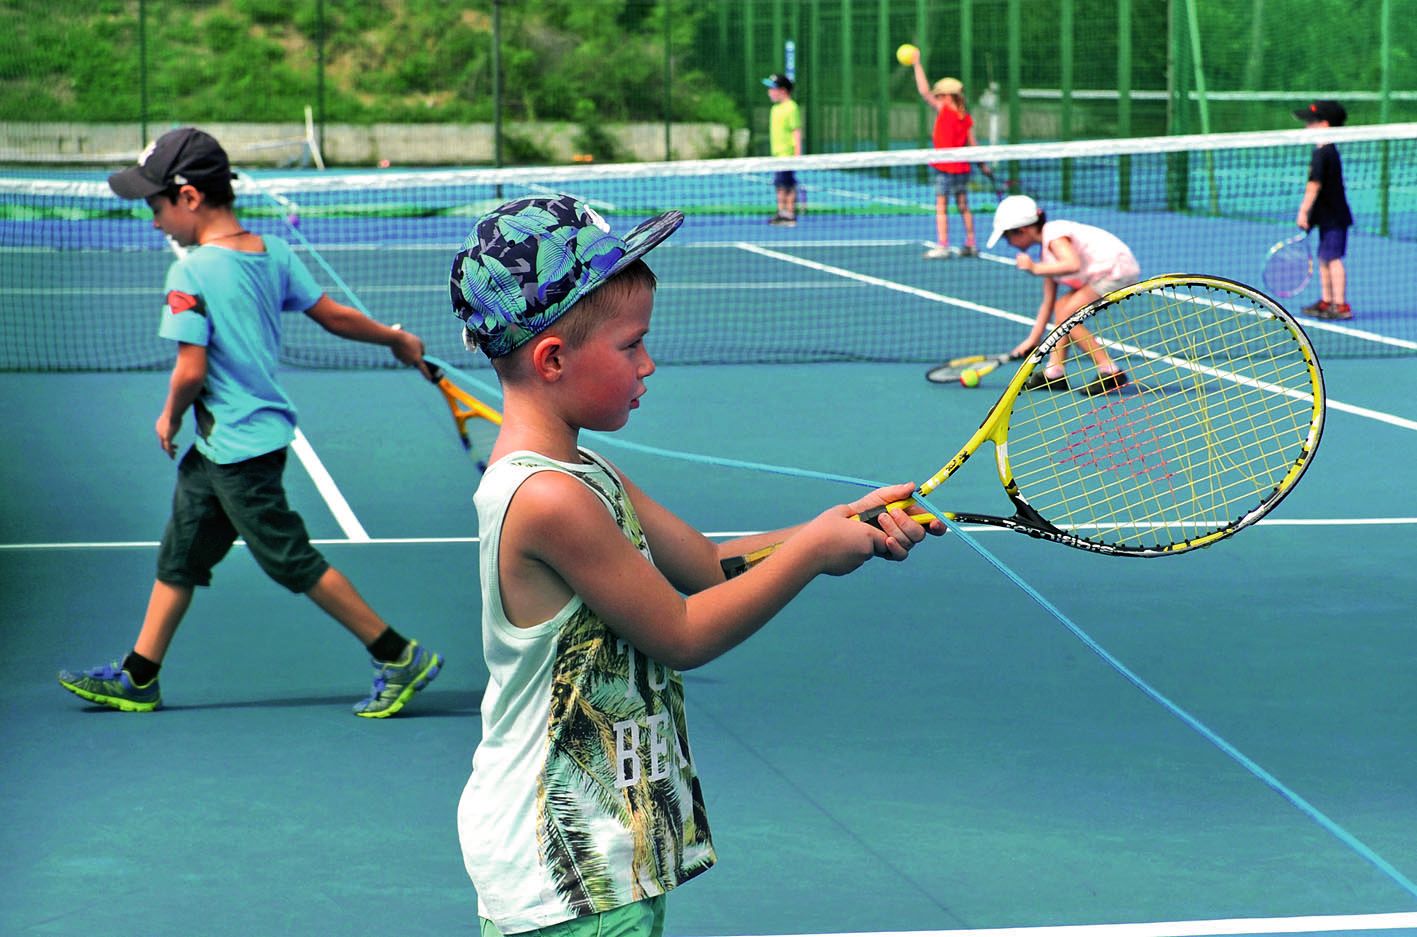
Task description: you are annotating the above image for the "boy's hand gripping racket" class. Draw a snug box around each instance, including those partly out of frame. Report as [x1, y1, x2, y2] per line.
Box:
[724, 274, 1325, 576]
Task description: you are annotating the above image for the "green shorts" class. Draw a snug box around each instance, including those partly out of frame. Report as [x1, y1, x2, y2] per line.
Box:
[157, 445, 329, 593]
[480, 896, 666, 937]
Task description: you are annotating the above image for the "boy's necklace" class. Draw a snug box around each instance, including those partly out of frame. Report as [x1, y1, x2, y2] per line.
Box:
[201, 229, 251, 245]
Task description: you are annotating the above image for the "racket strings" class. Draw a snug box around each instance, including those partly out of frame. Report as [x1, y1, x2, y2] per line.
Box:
[1263, 237, 1314, 298]
[1003, 282, 1318, 549]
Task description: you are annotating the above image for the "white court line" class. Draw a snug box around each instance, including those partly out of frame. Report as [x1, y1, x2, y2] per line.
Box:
[290, 428, 370, 542]
[6, 517, 1417, 551]
[736, 241, 1035, 328]
[736, 243, 1417, 433]
[720, 912, 1417, 937]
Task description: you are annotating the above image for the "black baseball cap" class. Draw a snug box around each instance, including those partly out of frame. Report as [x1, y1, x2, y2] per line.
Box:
[108, 127, 234, 200]
[1293, 100, 1347, 126]
[762, 74, 794, 92]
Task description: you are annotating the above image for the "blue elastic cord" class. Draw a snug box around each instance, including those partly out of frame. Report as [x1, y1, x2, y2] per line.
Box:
[430, 346, 1417, 899]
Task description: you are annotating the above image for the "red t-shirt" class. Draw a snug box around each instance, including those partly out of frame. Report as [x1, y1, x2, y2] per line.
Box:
[931, 108, 973, 174]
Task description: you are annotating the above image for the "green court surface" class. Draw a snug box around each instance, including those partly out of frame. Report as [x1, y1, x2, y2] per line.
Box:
[2, 354, 1415, 937]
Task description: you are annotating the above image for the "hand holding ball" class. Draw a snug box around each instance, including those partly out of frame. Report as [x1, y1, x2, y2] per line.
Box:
[896, 43, 919, 66]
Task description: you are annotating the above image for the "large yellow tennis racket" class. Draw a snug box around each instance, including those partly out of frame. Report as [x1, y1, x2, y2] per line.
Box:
[723, 274, 1325, 575]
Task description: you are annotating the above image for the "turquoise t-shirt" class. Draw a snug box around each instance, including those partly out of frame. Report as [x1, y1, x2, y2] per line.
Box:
[157, 236, 324, 464]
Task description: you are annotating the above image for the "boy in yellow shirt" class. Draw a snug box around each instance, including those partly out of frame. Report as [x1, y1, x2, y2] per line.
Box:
[763, 73, 803, 225]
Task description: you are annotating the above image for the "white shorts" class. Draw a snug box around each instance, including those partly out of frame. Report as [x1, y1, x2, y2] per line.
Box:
[1062, 259, 1140, 296]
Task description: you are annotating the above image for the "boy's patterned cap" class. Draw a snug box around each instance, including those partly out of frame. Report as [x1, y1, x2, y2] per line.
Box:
[762, 74, 794, 91]
[108, 127, 233, 200]
[450, 194, 683, 359]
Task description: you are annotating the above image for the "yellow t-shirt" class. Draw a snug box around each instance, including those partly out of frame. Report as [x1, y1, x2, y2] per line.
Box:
[769, 98, 802, 157]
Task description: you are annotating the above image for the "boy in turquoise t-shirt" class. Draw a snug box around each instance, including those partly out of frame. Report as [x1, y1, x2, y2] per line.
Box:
[58, 127, 443, 717]
[763, 73, 803, 225]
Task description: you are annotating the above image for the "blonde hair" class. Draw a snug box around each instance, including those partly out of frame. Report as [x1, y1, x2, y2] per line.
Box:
[491, 260, 659, 378]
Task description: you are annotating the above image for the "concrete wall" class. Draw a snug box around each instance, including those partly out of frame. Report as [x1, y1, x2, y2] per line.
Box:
[0, 121, 749, 167]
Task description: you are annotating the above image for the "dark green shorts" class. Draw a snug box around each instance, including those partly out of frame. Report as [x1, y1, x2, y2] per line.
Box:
[157, 446, 329, 593]
[480, 896, 665, 937]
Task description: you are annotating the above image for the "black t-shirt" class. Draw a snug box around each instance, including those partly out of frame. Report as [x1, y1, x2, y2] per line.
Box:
[1306, 143, 1353, 229]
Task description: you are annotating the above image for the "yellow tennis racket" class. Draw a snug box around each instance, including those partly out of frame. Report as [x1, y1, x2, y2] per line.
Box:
[425, 363, 502, 473]
[723, 274, 1325, 575]
[924, 351, 1021, 385]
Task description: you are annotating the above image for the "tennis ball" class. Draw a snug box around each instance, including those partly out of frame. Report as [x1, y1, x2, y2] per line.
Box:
[959, 369, 980, 388]
[896, 43, 919, 66]
[286, 213, 300, 229]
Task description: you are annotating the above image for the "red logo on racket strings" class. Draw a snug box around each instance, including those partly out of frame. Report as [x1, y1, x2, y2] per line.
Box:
[166, 290, 204, 316]
[1057, 397, 1174, 484]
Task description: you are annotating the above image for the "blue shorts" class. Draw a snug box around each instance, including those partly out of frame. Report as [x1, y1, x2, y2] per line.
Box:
[157, 446, 329, 593]
[1316, 226, 1348, 262]
[773, 170, 797, 191]
[934, 171, 970, 198]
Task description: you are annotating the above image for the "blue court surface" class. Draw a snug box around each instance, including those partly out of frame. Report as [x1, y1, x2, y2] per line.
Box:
[3, 347, 1416, 937]
[3, 159, 1417, 936]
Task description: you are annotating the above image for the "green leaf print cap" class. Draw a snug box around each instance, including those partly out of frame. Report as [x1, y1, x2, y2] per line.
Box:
[450, 193, 684, 359]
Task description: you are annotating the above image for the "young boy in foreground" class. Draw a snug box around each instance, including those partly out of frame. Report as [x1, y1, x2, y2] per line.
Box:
[450, 194, 942, 936]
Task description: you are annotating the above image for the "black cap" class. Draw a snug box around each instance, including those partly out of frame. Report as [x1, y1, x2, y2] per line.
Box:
[108, 127, 233, 200]
[762, 73, 794, 92]
[1293, 100, 1347, 127]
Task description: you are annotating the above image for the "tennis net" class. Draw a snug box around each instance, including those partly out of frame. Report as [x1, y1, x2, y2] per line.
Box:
[4, 122, 1416, 371]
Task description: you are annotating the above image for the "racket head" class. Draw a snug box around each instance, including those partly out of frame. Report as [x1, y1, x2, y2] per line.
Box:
[1262, 232, 1313, 298]
[970, 357, 1004, 379]
[928, 274, 1325, 555]
[925, 352, 1011, 384]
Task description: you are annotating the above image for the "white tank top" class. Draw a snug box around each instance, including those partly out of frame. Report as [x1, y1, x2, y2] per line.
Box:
[458, 448, 716, 932]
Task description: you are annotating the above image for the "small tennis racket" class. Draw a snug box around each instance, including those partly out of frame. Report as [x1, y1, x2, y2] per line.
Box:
[924, 351, 1022, 385]
[1262, 230, 1313, 298]
[979, 164, 1021, 202]
[425, 363, 502, 473]
[724, 274, 1324, 575]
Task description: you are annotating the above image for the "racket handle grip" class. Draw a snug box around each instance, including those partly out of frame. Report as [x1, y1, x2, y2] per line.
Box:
[719, 500, 938, 579]
[855, 499, 938, 526]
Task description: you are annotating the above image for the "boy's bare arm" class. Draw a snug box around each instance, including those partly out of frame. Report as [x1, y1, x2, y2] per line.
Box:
[1297, 180, 1320, 229]
[156, 342, 207, 458]
[304, 294, 428, 370]
[507, 473, 932, 671]
[613, 468, 798, 594]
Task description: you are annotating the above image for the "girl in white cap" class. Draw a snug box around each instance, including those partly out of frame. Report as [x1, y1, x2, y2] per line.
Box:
[988, 194, 1137, 394]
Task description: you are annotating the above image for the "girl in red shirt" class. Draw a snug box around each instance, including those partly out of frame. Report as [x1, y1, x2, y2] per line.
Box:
[911, 54, 986, 258]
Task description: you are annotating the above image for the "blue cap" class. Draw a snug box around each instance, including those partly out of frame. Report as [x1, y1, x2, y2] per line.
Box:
[450, 194, 683, 359]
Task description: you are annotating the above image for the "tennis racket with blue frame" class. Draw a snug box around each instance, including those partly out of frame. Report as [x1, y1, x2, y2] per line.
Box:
[1262, 230, 1313, 298]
